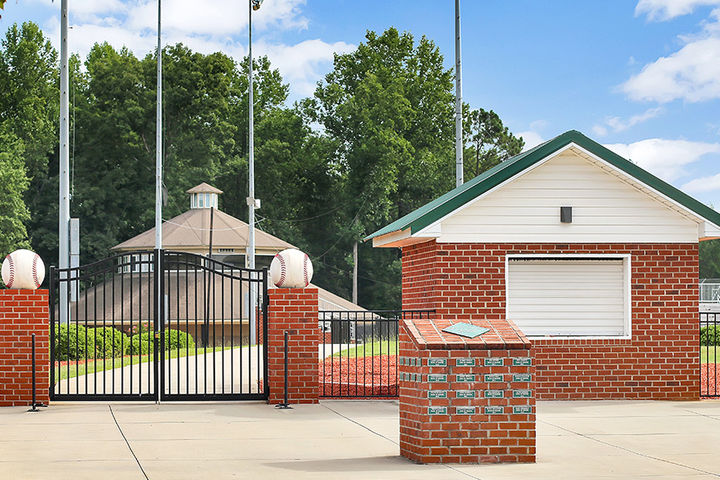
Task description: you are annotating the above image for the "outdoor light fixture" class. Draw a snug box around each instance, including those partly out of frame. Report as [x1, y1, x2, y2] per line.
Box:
[252, 0, 263, 10]
[560, 206, 572, 223]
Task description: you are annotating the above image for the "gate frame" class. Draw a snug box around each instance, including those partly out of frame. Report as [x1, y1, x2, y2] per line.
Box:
[49, 249, 269, 402]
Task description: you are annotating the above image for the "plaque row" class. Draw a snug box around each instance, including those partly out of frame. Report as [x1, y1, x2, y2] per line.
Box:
[426, 389, 532, 399]
[427, 405, 533, 415]
[399, 357, 532, 367]
[400, 373, 532, 383]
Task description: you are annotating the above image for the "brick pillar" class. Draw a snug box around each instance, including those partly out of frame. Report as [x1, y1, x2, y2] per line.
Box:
[399, 318, 535, 464]
[267, 287, 319, 404]
[0, 289, 50, 407]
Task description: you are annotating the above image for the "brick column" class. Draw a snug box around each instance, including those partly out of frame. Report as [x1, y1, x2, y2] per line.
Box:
[267, 287, 319, 404]
[399, 317, 535, 464]
[0, 289, 50, 407]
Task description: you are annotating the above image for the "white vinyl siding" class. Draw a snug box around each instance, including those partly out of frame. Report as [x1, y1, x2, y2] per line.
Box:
[434, 150, 699, 243]
[506, 257, 629, 337]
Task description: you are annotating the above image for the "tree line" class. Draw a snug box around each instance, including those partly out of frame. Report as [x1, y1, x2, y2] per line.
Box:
[3, 22, 714, 306]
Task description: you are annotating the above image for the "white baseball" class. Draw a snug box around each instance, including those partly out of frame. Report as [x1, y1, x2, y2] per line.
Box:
[1, 249, 45, 290]
[269, 248, 313, 288]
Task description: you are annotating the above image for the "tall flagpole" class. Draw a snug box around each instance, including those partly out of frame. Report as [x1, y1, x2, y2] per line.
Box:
[59, 0, 70, 324]
[155, 0, 162, 404]
[155, 0, 163, 251]
[455, 0, 463, 187]
[248, 0, 255, 272]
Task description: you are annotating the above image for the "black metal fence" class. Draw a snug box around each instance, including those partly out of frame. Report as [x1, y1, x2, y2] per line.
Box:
[318, 310, 433, 398]
[701, 312, 719, 398]
[49, 250, 268, 401]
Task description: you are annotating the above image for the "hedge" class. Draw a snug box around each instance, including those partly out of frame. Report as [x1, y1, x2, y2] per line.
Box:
[129, 329, 195, 355]
[53, 325, 129, 360]
[702, 326, 719, 346]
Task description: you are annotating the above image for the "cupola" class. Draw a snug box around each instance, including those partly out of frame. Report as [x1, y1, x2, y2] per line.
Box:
[186, 183, 223, 209]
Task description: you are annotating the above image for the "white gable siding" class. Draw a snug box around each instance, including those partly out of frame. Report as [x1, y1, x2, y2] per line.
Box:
[434, 151, 699, 243]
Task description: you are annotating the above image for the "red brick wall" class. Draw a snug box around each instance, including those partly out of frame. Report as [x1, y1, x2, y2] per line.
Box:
[267, 288, 319, 404]
[0, 289, 50, 407]
[402, 241, 699, 400]
[399, 321, 535, 464]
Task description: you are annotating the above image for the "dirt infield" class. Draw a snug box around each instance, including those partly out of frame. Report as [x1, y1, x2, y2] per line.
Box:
[319, 354, 397, 397]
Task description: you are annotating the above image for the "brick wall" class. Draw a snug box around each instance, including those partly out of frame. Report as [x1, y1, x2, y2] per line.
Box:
[402, 241, 699, 400]
[0, 289, 50, 407]
[399, 317, 535, 464]
[267, 287, 319, 404]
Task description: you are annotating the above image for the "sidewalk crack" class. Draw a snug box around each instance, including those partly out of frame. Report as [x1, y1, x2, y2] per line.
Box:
[109, 405, 150, 480]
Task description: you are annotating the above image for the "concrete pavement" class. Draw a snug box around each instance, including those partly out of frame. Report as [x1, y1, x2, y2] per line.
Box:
[0, 400, 718, 479]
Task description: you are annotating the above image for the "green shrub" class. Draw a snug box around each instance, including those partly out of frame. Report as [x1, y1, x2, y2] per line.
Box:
[701, 326, 719, 346]
[53, 324, 91, 360]
[129, 329, 195, 355]
[89, 327, 128, 358]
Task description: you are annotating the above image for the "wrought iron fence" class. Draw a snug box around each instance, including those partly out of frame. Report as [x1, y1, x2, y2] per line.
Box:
[701, 312, 719, 398]
[318, 310, 433, 398]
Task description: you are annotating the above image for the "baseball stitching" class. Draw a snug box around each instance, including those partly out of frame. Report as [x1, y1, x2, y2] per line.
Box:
[276, 254, 286, 287]
[303, 253, 309, 287]
[32, 253, 40, 288]
[5, 254, 14, 289]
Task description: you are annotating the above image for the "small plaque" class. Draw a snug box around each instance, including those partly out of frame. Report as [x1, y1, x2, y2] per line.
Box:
[428, 406, 447, 415]
[456, 406, 476, 415]
[484, 389, 504, 398]
[427, 358, 448, 367]
[513, 406, 533, 414]
[485, 374, 504, 382]
[513, 357, 532, 366]
[513, 389, 532, 398]
[484, 406, 504, 415]
[456, 358, 476, 367]
[428, 390, 447, 399]
[513, 373, 532, 382]
[441, 322, 490, 338]
[455, 390, 476, 399]
[455, 374, 476, 382]
[484, 358, 504, 367]
[428, 374, 447, 383]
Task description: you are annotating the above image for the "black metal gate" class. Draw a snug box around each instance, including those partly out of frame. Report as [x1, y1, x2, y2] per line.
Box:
[701, 312, 719, 398]
[49, 250, 268, 401]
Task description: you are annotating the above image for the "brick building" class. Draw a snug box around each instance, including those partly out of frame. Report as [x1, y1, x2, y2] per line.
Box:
[367, 130, 720, 400]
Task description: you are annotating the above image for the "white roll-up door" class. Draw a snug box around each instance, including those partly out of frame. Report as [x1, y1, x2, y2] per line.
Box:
[507, 258, 627, 337]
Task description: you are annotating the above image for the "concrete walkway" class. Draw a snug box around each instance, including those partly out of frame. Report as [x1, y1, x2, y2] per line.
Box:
[0, 400, 718, 479]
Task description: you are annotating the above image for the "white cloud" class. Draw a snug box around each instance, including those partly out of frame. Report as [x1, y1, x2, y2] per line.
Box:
[518, 131, 544, 151]
[683, 172, 720, 192]
[126, 0, 308, 36]
[604, 138, 720, 181]
[623, 8, 720, 103]
[257, 39, 354, 97]
[593, 107, 664, 136]
[39, 0, 350, 101]
[635, 0, 720, 21]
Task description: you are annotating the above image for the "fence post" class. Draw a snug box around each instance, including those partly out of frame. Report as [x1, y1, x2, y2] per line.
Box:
[275, 330, 292, 409]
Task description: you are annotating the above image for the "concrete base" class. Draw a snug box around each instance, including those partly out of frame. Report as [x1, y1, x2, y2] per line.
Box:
[0, 400, 718, 479]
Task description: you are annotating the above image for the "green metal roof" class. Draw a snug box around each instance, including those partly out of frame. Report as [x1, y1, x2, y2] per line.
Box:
[366, 130, 720, 242]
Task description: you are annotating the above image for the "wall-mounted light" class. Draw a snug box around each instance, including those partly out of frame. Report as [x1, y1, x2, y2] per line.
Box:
[560, 206, 572, 223]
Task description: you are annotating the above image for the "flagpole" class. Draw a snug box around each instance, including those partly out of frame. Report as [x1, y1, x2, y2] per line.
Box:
[455, 0, 463, 187]
[59, 0, 70, 324]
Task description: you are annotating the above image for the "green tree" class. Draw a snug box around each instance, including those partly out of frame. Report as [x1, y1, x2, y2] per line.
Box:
[0, 129, 30, 256]
[0, 22, 59, 264]
[700, 240, 720, 279]
[463, 107, 524, 179]
[302, 28, 456, 307]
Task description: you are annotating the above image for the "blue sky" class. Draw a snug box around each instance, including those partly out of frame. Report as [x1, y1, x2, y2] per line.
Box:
[3, 0, 720, 208]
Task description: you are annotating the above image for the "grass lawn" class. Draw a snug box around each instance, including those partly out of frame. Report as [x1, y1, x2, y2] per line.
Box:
[54, 346, 239, 381]
[701, 347, 719, 364]
[333, 340, 397, 359]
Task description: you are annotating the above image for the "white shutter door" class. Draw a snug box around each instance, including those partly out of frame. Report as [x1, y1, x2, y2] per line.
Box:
[507, 259, 626, 337]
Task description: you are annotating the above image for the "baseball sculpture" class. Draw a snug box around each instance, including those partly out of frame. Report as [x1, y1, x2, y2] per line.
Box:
[2, 249, 45, 290]
[270, 248, 313, 288]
